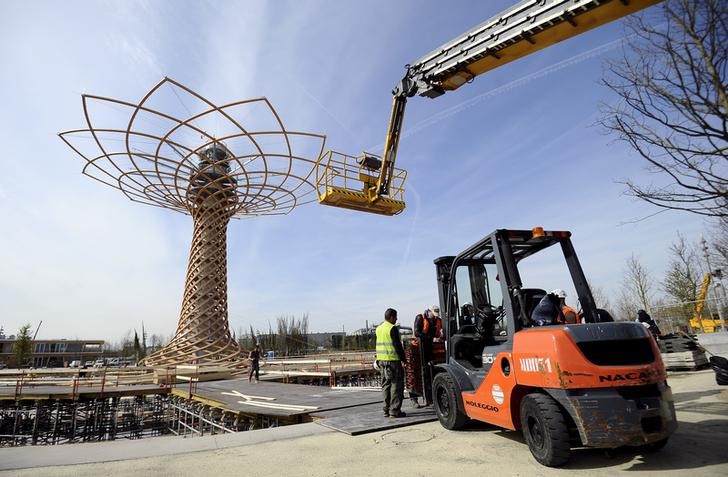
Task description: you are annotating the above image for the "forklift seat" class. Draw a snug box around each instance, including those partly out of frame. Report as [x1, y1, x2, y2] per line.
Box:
[517, 288, 547, 325]
[451, 333, 485, 368]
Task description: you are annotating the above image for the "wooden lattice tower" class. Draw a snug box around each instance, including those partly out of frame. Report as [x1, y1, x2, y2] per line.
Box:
[60, 78, 326, 368]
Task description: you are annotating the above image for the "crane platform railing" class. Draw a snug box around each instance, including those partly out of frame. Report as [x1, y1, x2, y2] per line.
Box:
[315, 150, 407, 216]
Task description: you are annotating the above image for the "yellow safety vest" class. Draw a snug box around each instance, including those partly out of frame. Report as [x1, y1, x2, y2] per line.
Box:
[375, 321, 399, 361]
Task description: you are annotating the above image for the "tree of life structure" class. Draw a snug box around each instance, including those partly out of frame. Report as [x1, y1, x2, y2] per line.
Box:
[60, 78, 327, 368]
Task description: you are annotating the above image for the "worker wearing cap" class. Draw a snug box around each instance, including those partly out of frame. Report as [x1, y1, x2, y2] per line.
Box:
[546, 289, 581, 324]
[636, 309, 661, 339]
[415, 305, 442, 341]
[460, 303, 475, 327]
[376, 308, 407, 418]
[531, 289, 568, 326]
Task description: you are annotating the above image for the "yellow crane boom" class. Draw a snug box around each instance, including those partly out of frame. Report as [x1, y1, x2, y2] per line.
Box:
[317, 0, 662, 215]
[690, 272, 723, 332]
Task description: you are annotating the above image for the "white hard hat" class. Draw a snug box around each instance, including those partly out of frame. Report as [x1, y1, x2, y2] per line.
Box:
[430, 304, 440, 317]
[551, 289, 567, 299]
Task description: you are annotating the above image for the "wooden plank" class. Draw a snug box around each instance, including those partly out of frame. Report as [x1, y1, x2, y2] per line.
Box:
[315, 408, 437, 435]
[266, 359, 331, 365]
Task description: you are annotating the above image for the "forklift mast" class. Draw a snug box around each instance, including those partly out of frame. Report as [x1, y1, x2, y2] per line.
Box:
[434, 228, 600, 346]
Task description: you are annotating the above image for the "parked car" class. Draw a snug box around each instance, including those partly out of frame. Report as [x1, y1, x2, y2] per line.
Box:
[69, 360, 81, 368]
[93, 359, 106, 368]
[84, 361, 94, 368]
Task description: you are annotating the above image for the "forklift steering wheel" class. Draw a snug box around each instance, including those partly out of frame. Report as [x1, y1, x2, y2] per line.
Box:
[475, 305, 502, 336]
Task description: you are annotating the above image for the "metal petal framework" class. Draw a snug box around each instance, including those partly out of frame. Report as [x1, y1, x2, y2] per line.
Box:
[59, 77, 327, 368]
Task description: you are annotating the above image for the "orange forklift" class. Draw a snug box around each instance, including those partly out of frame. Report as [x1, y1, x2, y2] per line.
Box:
[426, 228, 676, 466]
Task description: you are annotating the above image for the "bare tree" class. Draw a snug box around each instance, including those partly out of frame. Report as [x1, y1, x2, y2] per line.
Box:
[618, 254, 655, 320]
[601, 0, 727, 218]
[249, 325, 257, 348]
[663, 232, 702, 303]
[661, 233, 704, 329]
[112, 330, 134, 358]
[275, 314, 310, 356]
[587, 278, 612, 311]
[711, 216, 728, 269]
[148, 333, 165, 354]
[276, 316, 290, 356]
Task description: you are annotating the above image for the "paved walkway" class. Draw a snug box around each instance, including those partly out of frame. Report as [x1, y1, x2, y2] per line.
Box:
[1, 370, 726, 476]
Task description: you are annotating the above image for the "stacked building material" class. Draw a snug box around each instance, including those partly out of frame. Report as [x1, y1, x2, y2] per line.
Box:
[659, 335, 709, 370]
[153, 365, 233, 385]
[709, 356, 728, 385]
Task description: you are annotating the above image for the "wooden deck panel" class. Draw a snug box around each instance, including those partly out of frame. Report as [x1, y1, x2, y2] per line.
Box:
[183, 378, 382, 417]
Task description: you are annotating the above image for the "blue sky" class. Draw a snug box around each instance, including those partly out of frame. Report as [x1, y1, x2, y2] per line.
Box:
[0, 1, 711, 342]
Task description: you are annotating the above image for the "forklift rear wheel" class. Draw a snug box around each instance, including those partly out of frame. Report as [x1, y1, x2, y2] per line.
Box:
[433, 372, 469, 430]
[520, 393, 571, 467]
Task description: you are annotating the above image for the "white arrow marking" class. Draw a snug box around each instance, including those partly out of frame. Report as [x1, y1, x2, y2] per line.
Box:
[221, 390, 319, 411]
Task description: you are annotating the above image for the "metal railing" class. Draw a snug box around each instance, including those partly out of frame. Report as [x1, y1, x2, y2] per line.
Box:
[315, 150, 407, 202]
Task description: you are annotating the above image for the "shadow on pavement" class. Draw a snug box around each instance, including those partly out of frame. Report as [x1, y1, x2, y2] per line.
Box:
[672, 388, 728, 416]
[672, 388, 722, 402]
[458, 417, 728, 471]
[565, 419, 728, 471]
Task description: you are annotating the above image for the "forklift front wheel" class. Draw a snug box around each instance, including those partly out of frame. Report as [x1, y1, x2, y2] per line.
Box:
[520, 393, 571, 467]
[432, 372, 469, 430]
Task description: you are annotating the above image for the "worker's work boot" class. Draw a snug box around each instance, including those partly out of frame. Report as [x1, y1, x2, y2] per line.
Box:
[389, 411, 407, 418]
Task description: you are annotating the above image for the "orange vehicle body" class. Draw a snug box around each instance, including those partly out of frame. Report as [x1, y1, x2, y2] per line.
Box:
[460, 327, 668, 433]
[429, 228, 676, 464]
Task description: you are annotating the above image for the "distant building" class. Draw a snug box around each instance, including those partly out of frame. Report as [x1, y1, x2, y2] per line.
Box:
[0, 338, 104, 368]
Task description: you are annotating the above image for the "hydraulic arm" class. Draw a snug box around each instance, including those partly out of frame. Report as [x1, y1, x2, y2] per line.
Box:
[317, 0, 662, 214]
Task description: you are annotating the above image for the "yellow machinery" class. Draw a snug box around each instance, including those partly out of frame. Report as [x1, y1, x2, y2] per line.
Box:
[316, 151, 407, 216]
[317, 0, 662, 215]
[690, 273, 723, 332]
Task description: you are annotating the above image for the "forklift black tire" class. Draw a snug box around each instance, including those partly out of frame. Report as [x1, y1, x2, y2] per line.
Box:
[520, 393, 571, 467]
[433, 372, 469, 430]
[641, 437, 669, 452]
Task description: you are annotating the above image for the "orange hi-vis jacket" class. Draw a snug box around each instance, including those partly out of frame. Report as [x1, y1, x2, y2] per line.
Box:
[561, 305, 579, 324]
[422, 310, 442, 338]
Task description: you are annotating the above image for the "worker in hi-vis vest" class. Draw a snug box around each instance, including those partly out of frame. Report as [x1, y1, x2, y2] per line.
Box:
[375, 308, 408, 418]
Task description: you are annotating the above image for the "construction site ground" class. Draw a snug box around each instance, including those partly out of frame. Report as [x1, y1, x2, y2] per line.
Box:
[1, 369, 726, 476]
[174, 376, 438, 432]
[185, 379, 381, 418]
